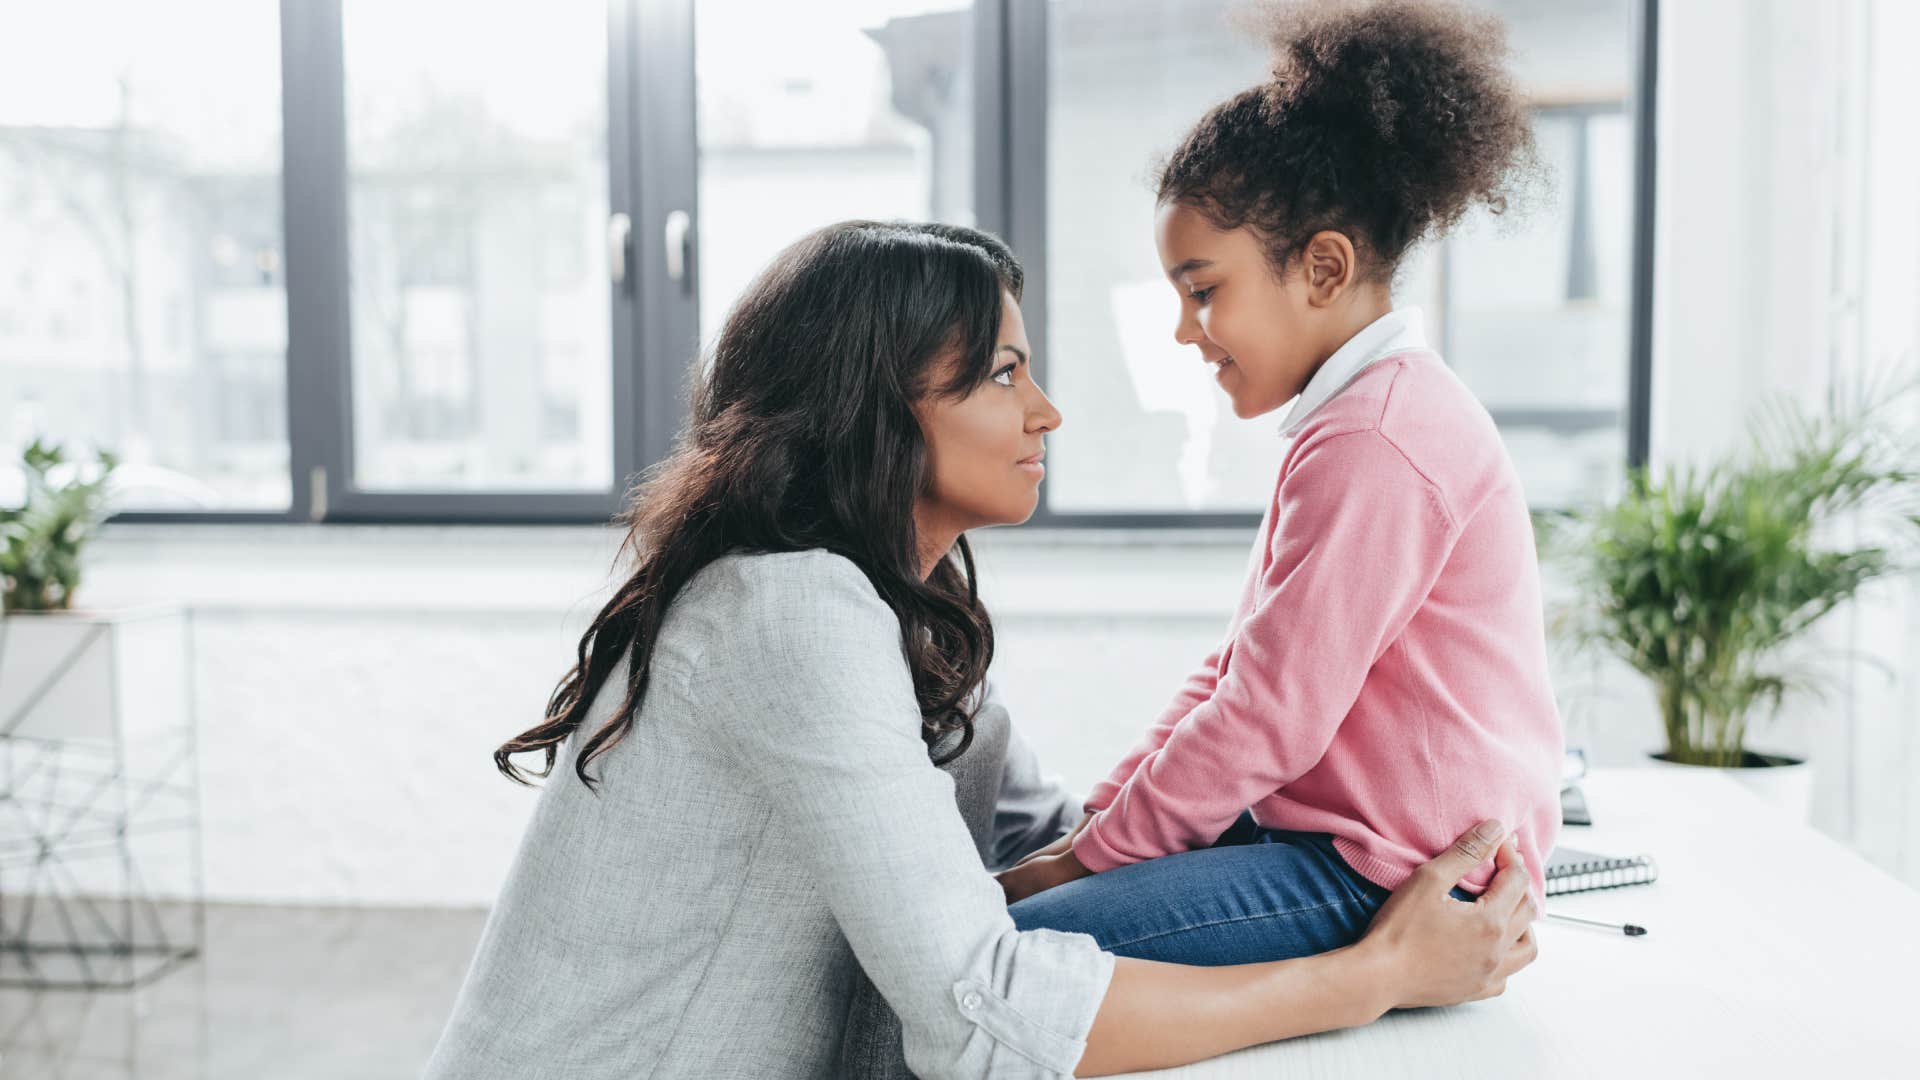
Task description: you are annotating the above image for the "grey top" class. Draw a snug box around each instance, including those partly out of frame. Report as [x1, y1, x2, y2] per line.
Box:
[423, 550, 1115, 1080]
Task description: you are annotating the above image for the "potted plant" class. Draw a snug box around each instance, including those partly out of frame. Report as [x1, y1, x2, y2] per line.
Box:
[1, 438, 118, 613]
[0, 441, 203, 988]
[1549, 377, 1920, 815]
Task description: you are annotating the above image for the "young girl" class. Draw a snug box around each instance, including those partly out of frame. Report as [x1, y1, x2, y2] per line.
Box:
[998, 0, 1563, 961]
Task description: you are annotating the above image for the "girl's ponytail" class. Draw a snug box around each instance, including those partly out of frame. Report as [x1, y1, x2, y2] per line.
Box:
[1158, 0, 1540, 282]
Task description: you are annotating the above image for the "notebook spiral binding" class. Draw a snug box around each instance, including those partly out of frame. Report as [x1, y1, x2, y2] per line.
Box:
[1544, 853, 1659, 896]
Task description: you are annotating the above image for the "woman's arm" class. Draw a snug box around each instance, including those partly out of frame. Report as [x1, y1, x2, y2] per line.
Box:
[1077, 820, 1537, 1076]
[702, 553, 1532, 1079]
[701, 554, 1116, 1080]
[986, 700, 1082, 871]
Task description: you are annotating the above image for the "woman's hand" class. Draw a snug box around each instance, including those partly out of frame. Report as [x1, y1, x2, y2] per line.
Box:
[996, 847, 1094, 904]
[1008, 811, 1094, 870]
[1355, 820, 1539, 1010]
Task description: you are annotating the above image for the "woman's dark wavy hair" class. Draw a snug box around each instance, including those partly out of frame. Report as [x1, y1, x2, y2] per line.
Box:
[1159, 0, 1540, 283]
[496, 221, 1023, 788]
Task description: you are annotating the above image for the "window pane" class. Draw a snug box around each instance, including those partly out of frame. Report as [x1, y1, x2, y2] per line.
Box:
[1043, 0, 1641, 512]
[695, 0, 973, 344]
[343, 0, 611, 492]
[1441, 0, 1638, 509]
[0, 2, 288, 511]
[1044, 0, 1274, 513]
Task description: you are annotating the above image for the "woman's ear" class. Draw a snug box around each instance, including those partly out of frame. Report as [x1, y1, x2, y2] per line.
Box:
[1300, 230, 1357, 306]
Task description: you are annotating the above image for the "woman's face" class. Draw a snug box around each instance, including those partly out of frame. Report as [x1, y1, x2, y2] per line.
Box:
[1153, 200, 1341, 420]
[913, 292, 1062, 538]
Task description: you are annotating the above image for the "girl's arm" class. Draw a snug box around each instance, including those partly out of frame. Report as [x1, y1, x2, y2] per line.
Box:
[1080, 644, 1223, 814]
[1071, 429, 1459, 874]
[1083, 495, 1273, 815]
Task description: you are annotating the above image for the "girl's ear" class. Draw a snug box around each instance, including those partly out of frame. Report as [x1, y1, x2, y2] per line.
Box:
[1300, 230, 1357, 306]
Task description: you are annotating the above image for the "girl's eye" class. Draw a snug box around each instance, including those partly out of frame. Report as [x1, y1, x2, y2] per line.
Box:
[1188, 286, 1215, 305]
[991, 365, 1017, 387]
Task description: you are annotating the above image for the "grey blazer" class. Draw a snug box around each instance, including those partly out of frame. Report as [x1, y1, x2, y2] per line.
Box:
[423, 550, 1114, 1080]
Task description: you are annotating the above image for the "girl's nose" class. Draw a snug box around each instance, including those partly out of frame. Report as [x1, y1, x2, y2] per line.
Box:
[1173, 307, 1205, 347]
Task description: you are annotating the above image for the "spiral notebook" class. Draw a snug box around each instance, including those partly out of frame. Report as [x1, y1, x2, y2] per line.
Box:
[1544, 846, 1660, 896]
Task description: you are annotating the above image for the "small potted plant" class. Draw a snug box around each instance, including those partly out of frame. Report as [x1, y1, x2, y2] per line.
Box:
[1550, 377, 1920, 815]
[1, 438, 119, 613]
[0, 440, 204, 988]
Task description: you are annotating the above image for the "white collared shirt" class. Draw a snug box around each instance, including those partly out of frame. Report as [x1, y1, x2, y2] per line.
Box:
[1279, 307, 1429, 437]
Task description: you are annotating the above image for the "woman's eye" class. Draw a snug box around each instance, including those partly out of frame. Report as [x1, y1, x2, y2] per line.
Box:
[991, 365, 1017, 387]
[1188, 286, 1215, 305]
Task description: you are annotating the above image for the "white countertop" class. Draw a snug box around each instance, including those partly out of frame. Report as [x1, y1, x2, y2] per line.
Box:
[1115, 767, 1920, 1078]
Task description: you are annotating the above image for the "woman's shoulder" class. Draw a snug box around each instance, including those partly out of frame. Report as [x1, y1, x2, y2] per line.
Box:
[671, 548, 901, 666]
[684, 547, 880, 609]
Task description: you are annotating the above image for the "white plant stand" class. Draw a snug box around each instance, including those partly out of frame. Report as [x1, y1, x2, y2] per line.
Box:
[0, 605, 203, 989]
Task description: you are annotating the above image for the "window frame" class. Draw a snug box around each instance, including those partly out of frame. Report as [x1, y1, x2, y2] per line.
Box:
[105, 0, 1653, 527]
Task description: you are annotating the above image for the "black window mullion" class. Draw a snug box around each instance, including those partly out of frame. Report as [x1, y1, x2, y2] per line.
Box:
[629, 0, 700, 475]
[609, 0, 642, 499]
[280, 0, 352, 524]
[1627, 0, 1659, 476]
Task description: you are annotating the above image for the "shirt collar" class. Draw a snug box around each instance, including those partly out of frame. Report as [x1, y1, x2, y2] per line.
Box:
[1279, 307, 1428, 437]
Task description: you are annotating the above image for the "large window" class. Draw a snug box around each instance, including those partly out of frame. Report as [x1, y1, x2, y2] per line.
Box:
[341, 0, 613, 493]
[1033, 0, 1649, 517]
[0, 1, 289, 511]
[1439, 0, 1643, 511]
[694, 0, 974, 345]
[1042, 0, 1277, 513]
[0, 0, 1654, 524]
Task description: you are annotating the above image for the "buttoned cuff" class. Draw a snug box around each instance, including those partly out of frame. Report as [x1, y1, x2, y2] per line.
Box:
[951, 928, 1115, 1077]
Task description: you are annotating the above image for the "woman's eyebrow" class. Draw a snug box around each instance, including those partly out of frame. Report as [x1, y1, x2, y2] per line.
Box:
[1166, 257, 1214, 281]
[998, 344, 1029, 366]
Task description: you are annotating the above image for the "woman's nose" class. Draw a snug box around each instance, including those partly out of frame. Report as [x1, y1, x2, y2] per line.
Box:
[1028, 383, 1063, 433]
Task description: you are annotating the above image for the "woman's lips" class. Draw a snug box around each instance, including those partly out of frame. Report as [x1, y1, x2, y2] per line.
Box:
[1212, 356, 1235, 382]
[1017, 450, 1045, 477]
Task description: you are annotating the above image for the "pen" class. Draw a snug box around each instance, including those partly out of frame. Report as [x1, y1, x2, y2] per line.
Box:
[1545, 912, 1647, 936]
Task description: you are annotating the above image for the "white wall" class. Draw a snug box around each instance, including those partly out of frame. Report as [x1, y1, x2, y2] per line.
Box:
[69, 513, 1821, 910]
[1652, 0, 1920, 881]
[1822, 0, 1920, 884]
[75, 524, 1271, 907]
[1651, 0, 1836, 470]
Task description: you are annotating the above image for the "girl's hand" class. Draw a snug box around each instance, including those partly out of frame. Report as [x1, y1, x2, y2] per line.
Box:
[995, 848, 1093, 904]
[1356, 820, 1539, 1010]
[1008, 811, 1094, 870]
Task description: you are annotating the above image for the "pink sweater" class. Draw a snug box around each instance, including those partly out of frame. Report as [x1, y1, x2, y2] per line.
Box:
[1073, 349, 1563, 906]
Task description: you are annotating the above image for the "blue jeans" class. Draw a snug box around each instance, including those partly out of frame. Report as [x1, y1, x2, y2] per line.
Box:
[1008, 811, 1473, 966]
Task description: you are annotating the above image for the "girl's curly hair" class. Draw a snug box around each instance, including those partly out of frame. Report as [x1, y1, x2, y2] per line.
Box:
[1158, 0, 1540, 283]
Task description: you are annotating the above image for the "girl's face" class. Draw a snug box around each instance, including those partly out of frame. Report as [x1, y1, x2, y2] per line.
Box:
[1153, 200, 1351, 420]
[913, 292, 1062, 539]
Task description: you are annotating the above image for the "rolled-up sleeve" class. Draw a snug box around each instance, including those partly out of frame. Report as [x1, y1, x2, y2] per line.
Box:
[698, 554, 1114, 1080]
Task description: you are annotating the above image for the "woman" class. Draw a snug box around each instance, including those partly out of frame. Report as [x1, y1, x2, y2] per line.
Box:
[422, 221, 1537, 1080]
